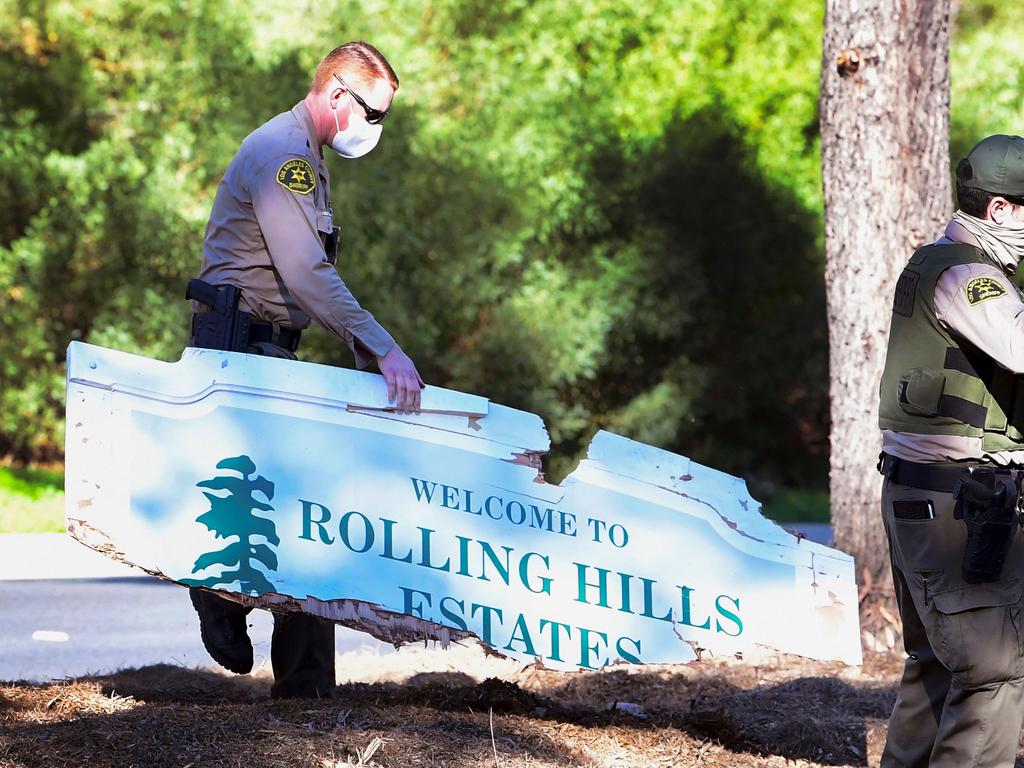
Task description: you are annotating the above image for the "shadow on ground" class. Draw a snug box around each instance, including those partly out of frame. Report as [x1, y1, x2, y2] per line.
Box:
[0, 660, 902, 768]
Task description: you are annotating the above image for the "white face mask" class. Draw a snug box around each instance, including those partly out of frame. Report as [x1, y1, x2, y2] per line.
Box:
[330, 95, 383, 159]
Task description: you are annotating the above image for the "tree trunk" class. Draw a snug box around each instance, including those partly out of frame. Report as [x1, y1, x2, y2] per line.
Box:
[820, 0, 952, 644]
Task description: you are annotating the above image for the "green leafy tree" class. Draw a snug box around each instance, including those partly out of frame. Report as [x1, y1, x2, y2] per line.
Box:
[182, 455, 279, 595]
[28, 0, 1020, 507]
[0, 0, 831, 494]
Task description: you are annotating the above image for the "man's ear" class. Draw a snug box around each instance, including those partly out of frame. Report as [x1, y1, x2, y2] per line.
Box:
[328, 84, 351, 131]
[328, 82, 347, 111]
[987, 196, 1012, 224]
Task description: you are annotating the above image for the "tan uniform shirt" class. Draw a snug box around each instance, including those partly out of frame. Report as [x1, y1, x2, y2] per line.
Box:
[882, 221, 1024, 464]
[199, 101, 395, 368]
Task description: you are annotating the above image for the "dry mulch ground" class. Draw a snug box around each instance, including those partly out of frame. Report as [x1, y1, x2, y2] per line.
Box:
[0, 644, 929, 768]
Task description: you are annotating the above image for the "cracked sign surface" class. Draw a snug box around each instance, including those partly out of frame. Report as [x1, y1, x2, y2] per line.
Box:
[65, 341, 862, 670]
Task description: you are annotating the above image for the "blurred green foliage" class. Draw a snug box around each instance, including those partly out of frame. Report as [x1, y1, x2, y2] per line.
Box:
[0, 0, 1008, 497]
[760, 488, 830, 524]
[0, 466, 64, 532]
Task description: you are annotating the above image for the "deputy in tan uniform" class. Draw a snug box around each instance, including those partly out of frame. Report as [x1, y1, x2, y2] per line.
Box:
[878, 135, 1024, 765]
[187, 41, 423, 699]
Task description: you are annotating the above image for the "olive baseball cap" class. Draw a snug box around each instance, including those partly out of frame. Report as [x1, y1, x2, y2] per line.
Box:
[958, 134, 1024, 196]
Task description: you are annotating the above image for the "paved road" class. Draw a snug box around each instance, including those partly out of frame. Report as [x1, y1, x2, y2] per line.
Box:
[0, 576, 389, 683]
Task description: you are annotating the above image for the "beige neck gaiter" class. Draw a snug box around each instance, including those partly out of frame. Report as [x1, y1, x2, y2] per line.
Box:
[951, 209, 1024, 273]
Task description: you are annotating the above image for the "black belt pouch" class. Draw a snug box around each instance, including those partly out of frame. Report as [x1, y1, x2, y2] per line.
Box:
[953, 471, 1019, 583]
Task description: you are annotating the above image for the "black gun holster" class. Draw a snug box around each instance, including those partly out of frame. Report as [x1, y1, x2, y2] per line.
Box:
[953, 470, 1020, 584]
[186, 278, 252, 352]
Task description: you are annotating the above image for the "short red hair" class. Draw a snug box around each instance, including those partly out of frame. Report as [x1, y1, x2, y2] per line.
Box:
[311, 41, 399, 93]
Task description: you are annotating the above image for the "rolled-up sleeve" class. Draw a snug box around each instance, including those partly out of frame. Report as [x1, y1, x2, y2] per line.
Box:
[935, 263, 1024, 373]
[250, 154, 395, 367]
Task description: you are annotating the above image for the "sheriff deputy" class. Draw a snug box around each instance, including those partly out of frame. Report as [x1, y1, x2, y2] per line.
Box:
[186, 41, 423, 699]
[878, 134, 1024, 766]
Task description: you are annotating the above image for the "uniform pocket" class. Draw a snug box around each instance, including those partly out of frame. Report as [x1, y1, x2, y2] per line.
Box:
[930, 578, 1023, 685]
[890, 499, 956, 575]
[893, 499, 934, 521]
[931, 578, 1021, 614]
[897, 368, 946, 417]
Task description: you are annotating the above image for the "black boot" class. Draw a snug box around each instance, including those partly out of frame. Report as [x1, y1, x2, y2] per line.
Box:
[189, 588, 254, 674]
[269, 612, 336, 699]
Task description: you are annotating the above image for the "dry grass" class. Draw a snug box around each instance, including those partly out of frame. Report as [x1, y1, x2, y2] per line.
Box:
[0, 642, 911, 768]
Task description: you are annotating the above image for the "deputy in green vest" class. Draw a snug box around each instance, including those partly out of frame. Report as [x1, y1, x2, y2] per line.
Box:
[879, 135, 1024, 767]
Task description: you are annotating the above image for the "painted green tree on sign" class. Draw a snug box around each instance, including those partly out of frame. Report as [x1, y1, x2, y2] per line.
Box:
[181, 455, 279, 595]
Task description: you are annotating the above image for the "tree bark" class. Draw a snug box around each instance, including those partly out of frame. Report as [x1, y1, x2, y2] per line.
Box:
[820, 0, 952, 642]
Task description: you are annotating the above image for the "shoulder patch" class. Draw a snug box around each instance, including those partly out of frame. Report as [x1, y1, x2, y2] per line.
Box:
[276, 158, 316, 195]
[965, 276, 1008, 305]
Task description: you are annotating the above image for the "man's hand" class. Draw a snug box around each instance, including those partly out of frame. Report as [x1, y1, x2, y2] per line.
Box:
[377, 344, 425, 414]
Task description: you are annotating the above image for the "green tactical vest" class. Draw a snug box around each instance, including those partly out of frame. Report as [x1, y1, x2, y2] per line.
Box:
[878, 242, 1024, 452]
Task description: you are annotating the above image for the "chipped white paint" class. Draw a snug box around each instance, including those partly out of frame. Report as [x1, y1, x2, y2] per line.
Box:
[65, 341, 862, 670]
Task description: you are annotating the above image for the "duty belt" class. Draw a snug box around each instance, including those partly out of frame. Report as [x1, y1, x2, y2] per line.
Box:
[189, 311, 301, 353]
[878, 452, 1020, 493]
[244, 317, 301, 351]
[186, 277, 301, 353]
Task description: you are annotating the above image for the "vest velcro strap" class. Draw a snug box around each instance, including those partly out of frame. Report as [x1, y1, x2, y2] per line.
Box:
[938, 394, 988, 429]
[944, 347, 978, 376]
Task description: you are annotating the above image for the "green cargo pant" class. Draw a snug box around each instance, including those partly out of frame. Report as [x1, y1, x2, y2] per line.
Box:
[881, 476, 1024, 767]
[188, 339, 336, 698]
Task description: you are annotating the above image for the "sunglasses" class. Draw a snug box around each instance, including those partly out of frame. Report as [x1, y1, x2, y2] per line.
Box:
[334, 74, 390, 125]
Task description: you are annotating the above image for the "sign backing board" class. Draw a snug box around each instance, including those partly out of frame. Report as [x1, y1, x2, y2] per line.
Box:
[65, 342, 862, 670]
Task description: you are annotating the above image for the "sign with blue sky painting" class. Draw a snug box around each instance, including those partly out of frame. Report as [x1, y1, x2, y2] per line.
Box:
[65, 342, 862, 671]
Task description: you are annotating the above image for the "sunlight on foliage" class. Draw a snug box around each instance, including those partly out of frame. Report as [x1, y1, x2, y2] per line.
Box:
[1, 0, 998, 495]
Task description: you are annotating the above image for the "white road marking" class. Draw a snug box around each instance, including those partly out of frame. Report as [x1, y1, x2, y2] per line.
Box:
[31, 630, 70, 643]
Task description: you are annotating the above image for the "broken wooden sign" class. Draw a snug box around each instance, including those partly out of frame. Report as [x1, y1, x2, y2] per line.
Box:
[65, 341, 862, 670]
